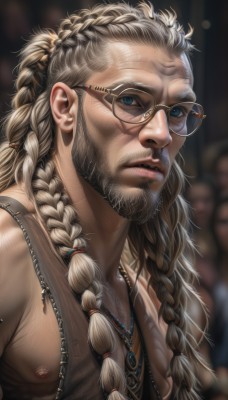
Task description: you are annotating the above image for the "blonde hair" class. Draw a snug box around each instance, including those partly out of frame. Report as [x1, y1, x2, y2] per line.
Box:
[0, 2, 206, 399]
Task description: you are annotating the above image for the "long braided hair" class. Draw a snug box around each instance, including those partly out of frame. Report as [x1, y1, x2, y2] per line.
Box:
[0, 2, 207, 399]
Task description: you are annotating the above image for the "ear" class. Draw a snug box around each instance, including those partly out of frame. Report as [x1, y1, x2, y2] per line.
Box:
[50, 82, 78, 134]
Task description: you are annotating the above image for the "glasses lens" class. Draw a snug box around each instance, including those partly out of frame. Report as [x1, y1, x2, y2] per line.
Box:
[113, 89, 154, 124]
[169, 102, 204, 136]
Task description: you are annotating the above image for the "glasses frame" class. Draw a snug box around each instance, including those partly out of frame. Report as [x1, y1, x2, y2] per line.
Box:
[73, 83, 206, 137]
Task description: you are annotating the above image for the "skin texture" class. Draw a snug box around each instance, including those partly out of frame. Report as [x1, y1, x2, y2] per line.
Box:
[53, 43, 191, 276]
[0, 42, 194, 399]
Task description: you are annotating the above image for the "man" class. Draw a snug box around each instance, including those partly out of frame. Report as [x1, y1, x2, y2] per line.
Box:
[0, 2, 207, 399]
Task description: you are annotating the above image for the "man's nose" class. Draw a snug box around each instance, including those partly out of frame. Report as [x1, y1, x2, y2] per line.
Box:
[138, 109, 172, 148]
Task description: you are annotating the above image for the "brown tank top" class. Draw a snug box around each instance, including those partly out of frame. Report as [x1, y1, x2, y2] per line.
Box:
[0, 196, 169, 400]
[0, 196, 104, 400]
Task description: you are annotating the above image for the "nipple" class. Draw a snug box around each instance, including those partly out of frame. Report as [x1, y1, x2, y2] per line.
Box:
[35, 366, 49, 379]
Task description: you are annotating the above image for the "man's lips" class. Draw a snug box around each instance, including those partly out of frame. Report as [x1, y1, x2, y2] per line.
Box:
[126, 159, 166, 174]
[119, 158, 168, 184]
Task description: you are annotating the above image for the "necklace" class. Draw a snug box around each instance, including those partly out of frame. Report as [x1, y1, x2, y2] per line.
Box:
[102, 268, 144, 400]
[117, 265, 162, 400]
[103, 302, 138, 370]
[102, 304, 144, 400]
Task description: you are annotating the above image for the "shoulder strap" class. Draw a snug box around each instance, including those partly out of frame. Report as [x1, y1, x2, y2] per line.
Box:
[0, 195, 69, 399]
[0, 195, 28, 215]
[0, 195, 104, 400]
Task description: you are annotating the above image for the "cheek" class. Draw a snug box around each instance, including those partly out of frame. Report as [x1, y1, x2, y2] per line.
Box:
[84, 99, 122, 146]
[83, 98, 128, 164]
[169, 135, 185, 160]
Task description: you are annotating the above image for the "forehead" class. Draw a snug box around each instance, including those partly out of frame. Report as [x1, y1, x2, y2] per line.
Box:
[89, 41, 194, 99]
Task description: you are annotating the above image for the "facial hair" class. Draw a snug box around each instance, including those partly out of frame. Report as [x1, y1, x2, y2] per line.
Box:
[71, 96, 162, 224]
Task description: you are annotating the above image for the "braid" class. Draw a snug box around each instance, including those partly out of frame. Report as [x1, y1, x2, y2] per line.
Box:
[32, 160, 126, 399]
[47, 2, 193, 88]
[0, 31, 57, 194]
[128, 159, 207, 400]
[0, 3, 204, 399]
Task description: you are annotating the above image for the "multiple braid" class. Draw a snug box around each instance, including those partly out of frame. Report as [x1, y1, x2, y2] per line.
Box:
[0, 2, 205, 399]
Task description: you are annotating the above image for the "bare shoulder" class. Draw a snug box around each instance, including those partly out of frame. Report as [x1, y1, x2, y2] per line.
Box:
[0, 206, 34, 353]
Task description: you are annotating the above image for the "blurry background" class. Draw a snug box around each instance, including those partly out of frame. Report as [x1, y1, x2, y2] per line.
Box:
[1, 0, 228, 395]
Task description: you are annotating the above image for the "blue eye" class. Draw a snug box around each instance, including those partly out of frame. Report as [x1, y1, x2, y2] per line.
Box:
[120, 96, 135, 106]
[170, 106, 184, 118]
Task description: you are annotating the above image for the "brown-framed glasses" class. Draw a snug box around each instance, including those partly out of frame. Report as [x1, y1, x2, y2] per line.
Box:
[74, 83, 206, 137]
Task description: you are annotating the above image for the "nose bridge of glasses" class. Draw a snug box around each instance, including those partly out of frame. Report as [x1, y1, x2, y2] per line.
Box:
[143, 104, 170, 121]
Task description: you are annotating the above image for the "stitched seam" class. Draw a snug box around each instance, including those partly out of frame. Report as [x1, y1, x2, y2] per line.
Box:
[0, 202, 67, 400]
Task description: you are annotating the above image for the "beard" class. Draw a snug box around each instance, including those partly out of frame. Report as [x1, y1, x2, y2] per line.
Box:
[71, 98, 162, 224]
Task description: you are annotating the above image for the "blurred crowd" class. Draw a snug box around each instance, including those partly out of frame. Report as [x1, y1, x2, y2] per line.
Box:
[185, 142, 228, 399]
[0, 0, 228, 398]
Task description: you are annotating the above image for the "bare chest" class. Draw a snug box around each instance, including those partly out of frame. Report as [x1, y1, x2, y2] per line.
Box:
[0, 287, 61, 399]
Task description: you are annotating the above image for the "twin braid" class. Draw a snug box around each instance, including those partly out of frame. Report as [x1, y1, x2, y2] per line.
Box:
[1, 2, 198, 398]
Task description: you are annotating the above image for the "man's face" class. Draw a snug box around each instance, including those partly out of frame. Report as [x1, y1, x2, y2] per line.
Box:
[72, 42, 194, 223]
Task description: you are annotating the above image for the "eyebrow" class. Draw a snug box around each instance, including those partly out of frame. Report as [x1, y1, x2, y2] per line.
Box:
[109, 81, 156, 93]
[109, 81, 197, 102]
[172, 90, 196, 103]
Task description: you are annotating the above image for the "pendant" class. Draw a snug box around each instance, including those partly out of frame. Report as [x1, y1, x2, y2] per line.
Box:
[126, 350, 137, 370]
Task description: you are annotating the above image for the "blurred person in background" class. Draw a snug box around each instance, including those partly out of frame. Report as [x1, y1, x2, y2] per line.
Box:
[186, 180, 228, 400]
[0, 2, 212, 399]
[209, 197, 228, 398]
[186, 177, 216, 231]
[214, 148, 228, 197]
[213, 196, 228, 283]
[185, 177, 218, 291]
[205, 143, 228, 199]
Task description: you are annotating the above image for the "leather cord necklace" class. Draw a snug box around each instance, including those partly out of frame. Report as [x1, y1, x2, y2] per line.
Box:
[102, 266, 144, 400]
[118, 265, 162, 400]
[102, 303, 144, 400]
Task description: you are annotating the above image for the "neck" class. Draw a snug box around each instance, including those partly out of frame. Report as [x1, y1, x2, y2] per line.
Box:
[55, 156, 130, 279]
